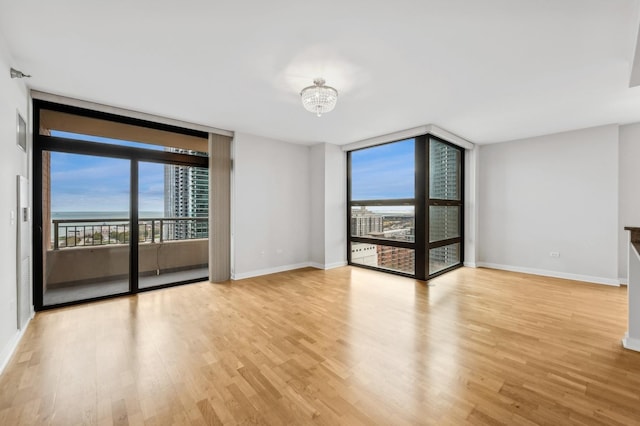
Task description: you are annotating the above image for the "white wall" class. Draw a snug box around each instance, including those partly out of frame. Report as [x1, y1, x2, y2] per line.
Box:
[0, 34, 30, 372]
[309, 144, 325, 266]
[464, 146, 479, 267]
[232, 132, 311, 279]
[307, 142, 347, 270]
[478, 125, 619, 285]
[323, 143, 347, 268]
[619, 123, 640, 282]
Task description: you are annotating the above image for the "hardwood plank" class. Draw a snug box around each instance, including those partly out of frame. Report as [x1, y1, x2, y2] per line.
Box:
[1, 266, 639, 425]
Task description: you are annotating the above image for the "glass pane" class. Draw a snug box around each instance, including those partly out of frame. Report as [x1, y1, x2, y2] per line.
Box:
[429, 206, 460, 242]
[138, 162, 208, 289]
[351, 206, 415, 242]
[429, 138, 460, 200]
[351, 139, 415, 200]
[351, 242, 415, 274]
[429, 243, 461, 275]
[43, 152, 130, 305]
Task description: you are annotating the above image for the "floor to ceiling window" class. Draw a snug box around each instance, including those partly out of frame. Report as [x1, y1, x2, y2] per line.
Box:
[34, 100, 210, 309]
[349, 138, 417, 275]
[347, 134, 464, 280]
[428, 138, 463, 275]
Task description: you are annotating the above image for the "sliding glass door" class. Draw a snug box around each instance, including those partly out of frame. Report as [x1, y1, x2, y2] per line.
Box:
[138, 161, 208, 289]
[34, 100, 210, 309]
[42, 152, 131, 305]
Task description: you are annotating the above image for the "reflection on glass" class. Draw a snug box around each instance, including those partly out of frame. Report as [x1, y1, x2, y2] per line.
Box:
[430, 139, 460, 200]
[429, 243, 460, 275]
[351, 138, 415, 200]
[351, 242, 415, 274]
[43, 152, 130, 306]
[138, 162, 208, 289]
[351, 206, 415, 242]
[429, 206, 459, 242]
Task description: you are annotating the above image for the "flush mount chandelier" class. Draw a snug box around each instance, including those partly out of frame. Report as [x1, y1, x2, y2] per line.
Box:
[300, 78, 338, 117]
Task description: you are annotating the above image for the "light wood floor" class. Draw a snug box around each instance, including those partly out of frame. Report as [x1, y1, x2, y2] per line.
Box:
[1, 266, 639, 425]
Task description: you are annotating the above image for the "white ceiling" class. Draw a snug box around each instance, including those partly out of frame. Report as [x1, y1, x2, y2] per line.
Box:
[1, 0, 640, 145]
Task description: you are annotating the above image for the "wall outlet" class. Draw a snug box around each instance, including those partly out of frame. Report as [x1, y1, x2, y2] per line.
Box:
[549, 251, 560, 258]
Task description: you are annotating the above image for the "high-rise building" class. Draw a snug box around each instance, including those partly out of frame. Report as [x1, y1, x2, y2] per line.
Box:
[164, 149, 209, 239]
[351, 207, 416, 273]
[376, 245, 415, 274]
[351, 206, 383, 236]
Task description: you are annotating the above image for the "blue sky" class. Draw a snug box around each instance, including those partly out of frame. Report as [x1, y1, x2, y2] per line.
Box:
[351, 138, 415, 200]
[50, 131, 415, 212]
[50, 131, 165, 212]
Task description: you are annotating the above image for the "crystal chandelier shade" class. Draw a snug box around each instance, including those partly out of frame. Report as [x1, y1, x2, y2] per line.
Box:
[300, 78, 338, 117]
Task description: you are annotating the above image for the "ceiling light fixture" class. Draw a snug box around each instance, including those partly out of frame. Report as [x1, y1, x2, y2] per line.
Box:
[300, 78, 338, 117]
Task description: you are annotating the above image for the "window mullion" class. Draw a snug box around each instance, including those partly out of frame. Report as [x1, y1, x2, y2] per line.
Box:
[415, 136, 427, 280]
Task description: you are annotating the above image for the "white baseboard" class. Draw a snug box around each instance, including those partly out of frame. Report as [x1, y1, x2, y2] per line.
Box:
[463, 262, 477, 268]
[309, 261, 348, 270]
[326, 261, 348, 270]
[622, 332, 640, 352]
[232, 260, 349, 280]
[0, 313, 33, 375]
[476, 262, 620, 286]
[232, 262, 313, 280]
[620, 277, 628, 286]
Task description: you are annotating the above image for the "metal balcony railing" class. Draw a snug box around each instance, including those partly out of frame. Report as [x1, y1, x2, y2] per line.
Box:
[52, 217, 208, 250]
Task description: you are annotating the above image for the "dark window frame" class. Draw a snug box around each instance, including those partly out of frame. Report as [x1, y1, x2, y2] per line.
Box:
[32, 99, 209, 311]
[346, 133, 464, 280]
[427, 135, 465, 278]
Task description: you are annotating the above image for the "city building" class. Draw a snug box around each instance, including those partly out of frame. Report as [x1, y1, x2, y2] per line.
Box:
[350, 206, 383, 237]
[164, 150, 209, 239]
[376, 245, 415, 274]
[350, 242, 377, 267]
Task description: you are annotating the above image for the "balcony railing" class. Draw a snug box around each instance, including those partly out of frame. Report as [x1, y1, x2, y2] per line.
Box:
[52, 217, 208, 250]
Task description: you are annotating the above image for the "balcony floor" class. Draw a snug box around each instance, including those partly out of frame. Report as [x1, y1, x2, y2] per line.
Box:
[43, 267, 208, 306]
